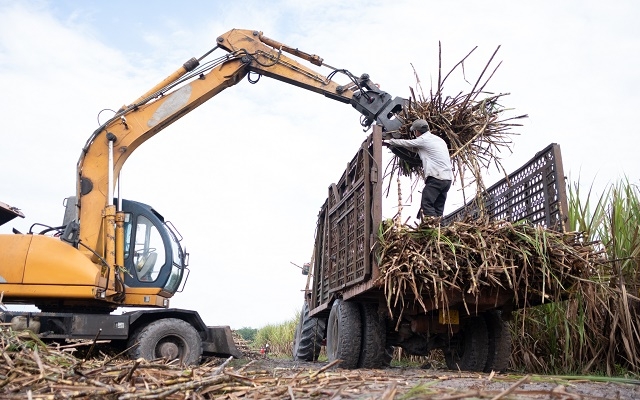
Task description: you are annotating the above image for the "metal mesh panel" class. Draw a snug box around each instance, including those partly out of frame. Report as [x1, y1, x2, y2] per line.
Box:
[443, 143, 567, 231]
[313, 136, 375, 306]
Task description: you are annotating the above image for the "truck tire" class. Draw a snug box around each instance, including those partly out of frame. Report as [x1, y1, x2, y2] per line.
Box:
[293, 300, 326, 361]
[128, 318, 202, 366]
[444, 315, 489, 372]
[484, 310, 512, 372]
[326, 299, 361, 369]
[358, 303, 386, 368]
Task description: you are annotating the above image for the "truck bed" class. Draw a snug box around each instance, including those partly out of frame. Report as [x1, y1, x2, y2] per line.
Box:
[308, 126, 568, 318]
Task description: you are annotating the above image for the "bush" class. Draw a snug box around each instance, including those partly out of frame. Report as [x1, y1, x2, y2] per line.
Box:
[235, 327, 258, 343]
[253, 312, 299, 357]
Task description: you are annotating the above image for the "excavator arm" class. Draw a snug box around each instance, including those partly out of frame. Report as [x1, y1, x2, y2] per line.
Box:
[74, 29, 406, 302]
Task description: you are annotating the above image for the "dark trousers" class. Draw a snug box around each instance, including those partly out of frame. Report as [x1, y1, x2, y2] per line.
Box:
[420, 176, 452, 217]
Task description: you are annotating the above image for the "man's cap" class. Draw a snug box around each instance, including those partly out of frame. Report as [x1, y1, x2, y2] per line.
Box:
[410, 119, 430, 133]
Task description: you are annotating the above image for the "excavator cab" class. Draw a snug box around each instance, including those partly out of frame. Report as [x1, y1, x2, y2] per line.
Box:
[119, 200, 188, 293]
[61, 197, 188, 295]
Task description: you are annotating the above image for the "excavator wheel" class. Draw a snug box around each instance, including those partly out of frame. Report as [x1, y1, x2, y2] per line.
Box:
[293, 300, 326, 361]
[128, 318, 203, 366]
[326, 299, 361, 369]
[444, 315, 489, 372]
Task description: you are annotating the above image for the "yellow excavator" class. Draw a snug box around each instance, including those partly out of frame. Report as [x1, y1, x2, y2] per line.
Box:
[0, 29, 406, 364]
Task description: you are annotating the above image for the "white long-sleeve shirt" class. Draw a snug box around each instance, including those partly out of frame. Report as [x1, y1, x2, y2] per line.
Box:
[386, 133, 453, 181]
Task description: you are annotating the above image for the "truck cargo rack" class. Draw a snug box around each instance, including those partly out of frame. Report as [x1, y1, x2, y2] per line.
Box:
[309, 133, 568, 315]
[311, 130, 383, 313]
[443, 143, 568, 231]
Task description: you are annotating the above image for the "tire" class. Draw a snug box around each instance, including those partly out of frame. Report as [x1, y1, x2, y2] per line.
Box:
[484, 310, 512, 373]
[444, 315, 489, 372]
[293, 300, 327, 361]
[358, 303, 386, 368]
[128, 318, 203, 366]
[326, 299, 362, 369]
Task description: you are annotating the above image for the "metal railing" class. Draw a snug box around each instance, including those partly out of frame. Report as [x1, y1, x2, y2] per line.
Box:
[443, 143, 568, 231]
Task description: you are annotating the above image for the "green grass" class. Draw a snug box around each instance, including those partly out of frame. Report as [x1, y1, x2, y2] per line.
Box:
[252, 312, 299, 357]
[511, 177, 640, 376]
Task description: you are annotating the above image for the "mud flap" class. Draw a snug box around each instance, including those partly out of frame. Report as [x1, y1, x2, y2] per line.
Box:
[201, 326, 243, 358]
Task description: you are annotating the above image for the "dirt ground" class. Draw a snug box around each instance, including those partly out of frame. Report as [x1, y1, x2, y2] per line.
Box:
[231, 356, 640, 400]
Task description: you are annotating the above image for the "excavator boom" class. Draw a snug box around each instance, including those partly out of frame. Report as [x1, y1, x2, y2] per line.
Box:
[75, 29, 406, 299]
[1, 28, 407, 310]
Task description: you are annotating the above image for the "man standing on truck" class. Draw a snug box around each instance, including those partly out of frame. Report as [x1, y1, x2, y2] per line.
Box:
[383, 119, 453, 218]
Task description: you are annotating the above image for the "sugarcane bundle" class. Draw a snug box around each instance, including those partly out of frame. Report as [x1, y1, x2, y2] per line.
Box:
[376, 218, 602, 317]
[388, 44, 527, 196]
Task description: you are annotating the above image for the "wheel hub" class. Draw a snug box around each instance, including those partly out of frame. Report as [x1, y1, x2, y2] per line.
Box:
[158, 341, 180, 360]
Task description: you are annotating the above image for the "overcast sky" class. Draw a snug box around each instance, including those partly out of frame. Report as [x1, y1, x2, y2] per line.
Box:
[1, 0, 638, 329]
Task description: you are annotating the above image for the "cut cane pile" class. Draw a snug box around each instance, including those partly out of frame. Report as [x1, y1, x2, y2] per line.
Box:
[376, 218, 603, 318]
[4, 326, 638, 399]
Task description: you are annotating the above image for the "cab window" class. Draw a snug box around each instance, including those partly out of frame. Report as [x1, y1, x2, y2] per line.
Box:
[132, 215, 166, 282]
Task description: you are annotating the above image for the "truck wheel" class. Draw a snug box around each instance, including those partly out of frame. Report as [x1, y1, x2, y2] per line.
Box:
[358, 303, 386, 368]
[484, 310, 512, 372]
[326, 299, 361, 369]
[128, 318, 202, 366]
[444, 315, 489, 372]
[293, 300, 326, 361]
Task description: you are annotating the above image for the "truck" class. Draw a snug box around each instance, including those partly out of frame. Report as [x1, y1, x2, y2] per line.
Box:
[0, 29, 406, 365]
[292, 127, 568, 372]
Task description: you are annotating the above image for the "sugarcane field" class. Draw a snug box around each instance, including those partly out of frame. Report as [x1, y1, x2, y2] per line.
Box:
[1, 37, 640, 399]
